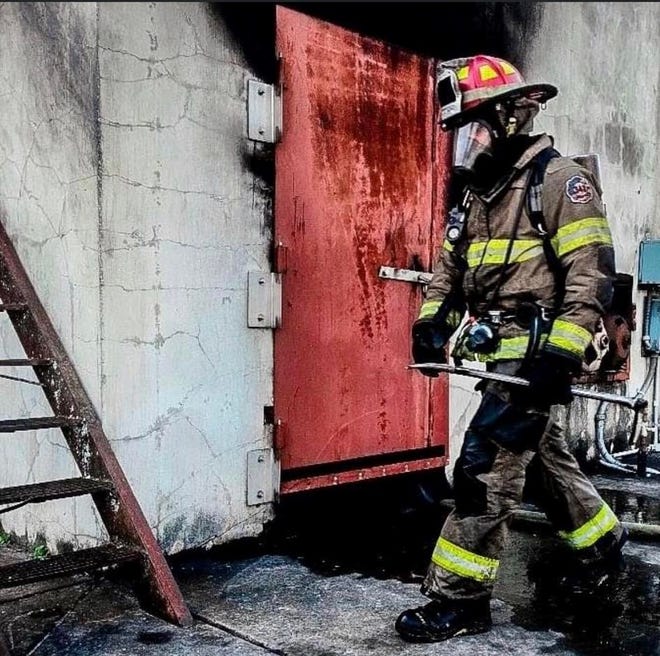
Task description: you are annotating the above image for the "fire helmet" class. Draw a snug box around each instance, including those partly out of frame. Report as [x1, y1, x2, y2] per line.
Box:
[436, 55, 558, 131]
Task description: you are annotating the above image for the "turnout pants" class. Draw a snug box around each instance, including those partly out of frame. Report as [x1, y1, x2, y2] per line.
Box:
[423, 361, 624, 601]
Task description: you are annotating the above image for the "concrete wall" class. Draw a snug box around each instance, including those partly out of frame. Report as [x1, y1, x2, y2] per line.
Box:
[0, 2, 105, 548]
[0, 2, 274, 553]
[448, 2, 660, 472]
[528, 2, 660, 460]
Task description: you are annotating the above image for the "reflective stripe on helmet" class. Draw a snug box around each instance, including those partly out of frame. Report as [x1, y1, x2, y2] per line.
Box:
[553, 217, 613, 258]
[547, 319, 592, 358]
[431, 537, 499, 583]
[466, 239, 545, 268]
[558, 503, 618, 549]
[479, 64, 499, 81]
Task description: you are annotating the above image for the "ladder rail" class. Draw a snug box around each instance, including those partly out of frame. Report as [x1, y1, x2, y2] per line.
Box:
[0, 216, 192, 627]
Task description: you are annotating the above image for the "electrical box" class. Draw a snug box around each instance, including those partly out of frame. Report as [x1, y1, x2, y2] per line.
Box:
[638, 240, 660, 287]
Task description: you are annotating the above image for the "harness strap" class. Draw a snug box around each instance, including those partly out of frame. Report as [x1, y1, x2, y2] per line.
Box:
[526, 147, 564, 292]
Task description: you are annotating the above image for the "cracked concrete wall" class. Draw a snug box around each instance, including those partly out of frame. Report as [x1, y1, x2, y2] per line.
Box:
[0, 3, 107, 550]
[97, 2, 273, 552]
[0, 2, 274, 553]
[526, 2, 660, 458]
[447, 2, 660, 473]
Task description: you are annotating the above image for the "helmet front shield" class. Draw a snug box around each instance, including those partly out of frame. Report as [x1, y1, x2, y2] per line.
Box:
[437, 67, 462, 128]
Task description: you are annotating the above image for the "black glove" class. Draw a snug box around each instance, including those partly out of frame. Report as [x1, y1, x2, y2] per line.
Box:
[516, 351, 577, 408]
[411, 318, 449, 378]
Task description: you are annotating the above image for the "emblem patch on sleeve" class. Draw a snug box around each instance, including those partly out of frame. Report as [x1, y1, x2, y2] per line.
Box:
[565, 175, 594, 204]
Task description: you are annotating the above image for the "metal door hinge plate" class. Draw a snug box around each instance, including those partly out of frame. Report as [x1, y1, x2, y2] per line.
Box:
[247, 80, 282, 143]
[247, 271, 282, 328]
[247, 448, 278, 506]
[379, 266, 432, 285]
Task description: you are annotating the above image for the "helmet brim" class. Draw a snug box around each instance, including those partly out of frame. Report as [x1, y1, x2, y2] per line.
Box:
[442, 83, 558, 130]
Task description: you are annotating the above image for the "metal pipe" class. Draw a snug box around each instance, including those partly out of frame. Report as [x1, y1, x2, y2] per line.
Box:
[595, 400, 636, 474]
[408, 363, 648, 410]
[652, 356, 659, 450]
[439, 499, 660, 540]
[638, 354, 657, 399]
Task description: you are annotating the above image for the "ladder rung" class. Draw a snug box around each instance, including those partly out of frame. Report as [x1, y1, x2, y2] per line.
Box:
[0, 303, 27, 312]
[0, 544, 141, 588]
[0, 359, 52, 367]
[0, 477, 113, 506]
[0, 416, 81, 432]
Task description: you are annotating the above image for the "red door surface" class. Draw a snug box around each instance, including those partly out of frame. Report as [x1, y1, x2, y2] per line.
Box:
[275, 7, 452, 492]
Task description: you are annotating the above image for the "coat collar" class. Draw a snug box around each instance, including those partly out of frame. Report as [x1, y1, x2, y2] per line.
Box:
[476, 134, 554, 204]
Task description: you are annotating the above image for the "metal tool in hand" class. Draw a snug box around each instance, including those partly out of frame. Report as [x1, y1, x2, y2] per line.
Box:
[408, 363, 648, 410]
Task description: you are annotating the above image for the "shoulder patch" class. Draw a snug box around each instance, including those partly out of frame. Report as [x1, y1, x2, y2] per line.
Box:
[565, 174, 594, 204]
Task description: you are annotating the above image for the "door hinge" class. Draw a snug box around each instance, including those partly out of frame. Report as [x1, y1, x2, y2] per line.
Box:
[378, 266, 432, 285]
[247, 80, 282, 144]
[246, 448, 278, 506]
[247, 271, 282, 329]
[274, 241, 288, 274]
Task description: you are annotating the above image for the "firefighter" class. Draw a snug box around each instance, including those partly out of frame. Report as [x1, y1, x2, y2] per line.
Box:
[395, 55, 627, 643]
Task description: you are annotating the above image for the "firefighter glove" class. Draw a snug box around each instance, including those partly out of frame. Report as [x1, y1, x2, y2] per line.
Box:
[411, 318, 449, 378]
[516, 351, 576, 407]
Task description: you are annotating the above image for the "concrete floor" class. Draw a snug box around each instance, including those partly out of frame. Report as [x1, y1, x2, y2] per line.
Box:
[2, 471, 660, 656]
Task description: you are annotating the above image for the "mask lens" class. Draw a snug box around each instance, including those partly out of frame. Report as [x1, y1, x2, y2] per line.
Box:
[452, 121, 495, 173]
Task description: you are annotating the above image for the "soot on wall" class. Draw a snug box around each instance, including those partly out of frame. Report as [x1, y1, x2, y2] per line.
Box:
[213, 2, 543, 81]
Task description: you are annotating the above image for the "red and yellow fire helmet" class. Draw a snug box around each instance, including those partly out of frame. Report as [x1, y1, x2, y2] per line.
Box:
[437, 55, 558, 130]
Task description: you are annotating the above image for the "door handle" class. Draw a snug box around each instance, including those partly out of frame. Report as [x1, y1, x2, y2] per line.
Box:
[378, 266, 432, 285]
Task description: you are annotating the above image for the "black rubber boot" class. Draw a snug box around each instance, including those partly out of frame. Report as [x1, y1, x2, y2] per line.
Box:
[557, 527, 629, 596]
[395, 597, 492, 643]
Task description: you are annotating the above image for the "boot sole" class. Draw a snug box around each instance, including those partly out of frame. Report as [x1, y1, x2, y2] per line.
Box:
[397, 621, 492, 643]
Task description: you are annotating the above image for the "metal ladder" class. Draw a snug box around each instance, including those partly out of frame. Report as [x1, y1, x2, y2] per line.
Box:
[0, 218, 192, 627]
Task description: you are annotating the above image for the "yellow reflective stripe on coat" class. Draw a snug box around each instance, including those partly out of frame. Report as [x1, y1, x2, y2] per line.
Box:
[558, 503, 618, 549]
[553, 217, 612, 258]
[472, 334, 548, 362]
[418, 300, 442, 319]
[418, 301, 463, 328]
[443, 240, 454, 252]
[466, 239, 544, 268]
[547, 319, 592, 357]
[432, 537, 499, 582]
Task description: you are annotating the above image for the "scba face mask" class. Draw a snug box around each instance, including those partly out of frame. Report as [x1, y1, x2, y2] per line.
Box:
[452, 120, 497, 186]
[451, 98, 542, 192]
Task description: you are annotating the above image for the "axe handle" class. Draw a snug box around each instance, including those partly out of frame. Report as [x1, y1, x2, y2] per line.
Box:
[408, 363, 647, 410]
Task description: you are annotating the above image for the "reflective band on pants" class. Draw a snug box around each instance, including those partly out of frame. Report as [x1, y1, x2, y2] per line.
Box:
[431, 537, 499, 583]
[558, 502, 618, 549]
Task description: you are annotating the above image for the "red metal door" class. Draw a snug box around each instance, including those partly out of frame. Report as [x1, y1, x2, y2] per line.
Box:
[275, 7, 452, 493]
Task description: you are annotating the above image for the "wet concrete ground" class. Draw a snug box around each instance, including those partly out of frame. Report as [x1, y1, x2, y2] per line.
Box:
[1, 468, 660, 655]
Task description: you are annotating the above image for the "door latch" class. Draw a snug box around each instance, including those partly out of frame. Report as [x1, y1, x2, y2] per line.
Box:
[378, 266, 432, 285]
